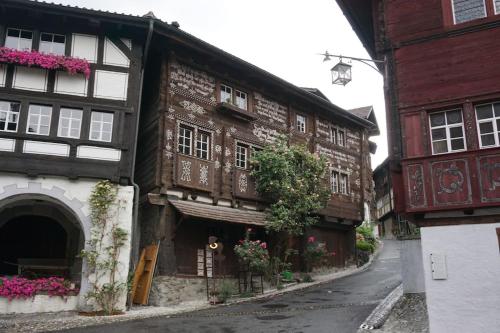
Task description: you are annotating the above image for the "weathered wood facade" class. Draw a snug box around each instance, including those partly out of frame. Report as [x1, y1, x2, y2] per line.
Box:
[136, 27, 378, 275]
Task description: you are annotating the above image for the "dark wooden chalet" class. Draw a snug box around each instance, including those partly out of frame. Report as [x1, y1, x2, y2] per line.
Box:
[135, 23, 379, 276]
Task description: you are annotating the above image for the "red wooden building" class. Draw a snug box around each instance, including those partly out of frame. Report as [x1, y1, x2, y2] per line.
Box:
[336, 1, 500, 332]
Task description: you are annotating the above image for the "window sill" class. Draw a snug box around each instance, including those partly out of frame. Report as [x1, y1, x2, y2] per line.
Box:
[216, 102, 257, 122]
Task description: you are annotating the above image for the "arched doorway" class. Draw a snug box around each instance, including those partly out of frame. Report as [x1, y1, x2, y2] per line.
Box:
[0, 195, 84, 285]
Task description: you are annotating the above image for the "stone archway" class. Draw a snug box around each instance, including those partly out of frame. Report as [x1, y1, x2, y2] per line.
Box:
[0, 195, 85, 284]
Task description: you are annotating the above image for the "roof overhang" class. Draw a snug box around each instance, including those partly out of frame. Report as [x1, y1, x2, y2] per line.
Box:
[169, 199, 266, 226]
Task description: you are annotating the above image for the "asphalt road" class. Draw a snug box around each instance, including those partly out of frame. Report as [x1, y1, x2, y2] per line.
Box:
[60, 240, 401, 333]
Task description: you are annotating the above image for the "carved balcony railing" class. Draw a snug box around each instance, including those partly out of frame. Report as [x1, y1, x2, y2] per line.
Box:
[402, 147, 500, 213]
[232, 168, 261, 201]
[174, 154, 215, 193]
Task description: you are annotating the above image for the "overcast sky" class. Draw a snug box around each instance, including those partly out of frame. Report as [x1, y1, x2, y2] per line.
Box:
[58, 0, 387, 167]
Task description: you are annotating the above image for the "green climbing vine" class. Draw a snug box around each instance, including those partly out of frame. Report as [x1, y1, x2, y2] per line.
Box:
[80, 180, 128, 315]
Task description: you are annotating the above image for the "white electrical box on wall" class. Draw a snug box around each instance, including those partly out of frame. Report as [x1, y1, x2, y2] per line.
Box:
[430, 253, 448, 280]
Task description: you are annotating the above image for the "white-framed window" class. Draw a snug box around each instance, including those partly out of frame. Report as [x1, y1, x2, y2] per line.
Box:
[297, 114, 306, 133]
[495, 0, 500, 14]
[340, 173, 348, 194]
[178, 125, 193, 155]
[331, 170, 339, 193]
[196, 131, 210, 160]
[0, 101, 21, 132]
[5, 28, 33, 50]
[58, 107, 82, 139]
[452, 0, 486, 24]
[331, 170, 349, 195]
[429, 109, 466, 154]
[236, 143, 248, 169]
[220, 84, 233, 104]
[39, 33, 66, 55]
[338, 129, 346, 146]
[235, 90, 248, 110]
[90, 112, 113, 142]
[27, 104, 52, 135]
[475, 102, 500, 148]
[331, 128, 337, 144]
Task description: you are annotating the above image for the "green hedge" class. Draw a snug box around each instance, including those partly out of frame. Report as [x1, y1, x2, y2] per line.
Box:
[356, 240, 375, 253]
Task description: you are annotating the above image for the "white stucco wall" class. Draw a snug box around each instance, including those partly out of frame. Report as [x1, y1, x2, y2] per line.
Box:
[421, 223, 500, 333]
[0, 173, 134, 312]
[0, 295, 78, 314]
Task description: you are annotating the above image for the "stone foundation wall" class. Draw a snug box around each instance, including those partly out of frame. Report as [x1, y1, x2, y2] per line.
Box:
[149, 276, 208, 305]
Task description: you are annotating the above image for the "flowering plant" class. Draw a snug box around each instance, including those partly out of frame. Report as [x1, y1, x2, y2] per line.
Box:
[234, 229, 269, 273]
[0, 47, 91, 78]
[0, 276, 79, 301]
[303, 236, 330, 271]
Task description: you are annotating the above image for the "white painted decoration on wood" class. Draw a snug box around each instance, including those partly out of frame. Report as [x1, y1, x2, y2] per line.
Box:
[103, 37, 130, 67]
[77, 145, 122, 161]
[0, 65, 6, 87]
[0, 138, 15, 152]
[71, 34, 98, 63]
[54, 71, 88, 96]
[430, 253, 447, 280]
[12, 66, 48, 92]
[93, 70, 128, 100]
[23, 141, 70, 157]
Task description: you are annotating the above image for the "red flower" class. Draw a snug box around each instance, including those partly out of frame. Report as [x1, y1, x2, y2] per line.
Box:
[307, 236, 315, 243]
[260, 242, 267, 249]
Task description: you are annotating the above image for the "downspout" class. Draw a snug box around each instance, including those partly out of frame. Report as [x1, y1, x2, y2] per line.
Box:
[130, 18, 155, 267]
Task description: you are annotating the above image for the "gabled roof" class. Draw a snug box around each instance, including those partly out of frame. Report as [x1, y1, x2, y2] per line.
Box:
[301, 88, 331, 102]
[348, 106, 380, 136]
[6, 0, 376, 130]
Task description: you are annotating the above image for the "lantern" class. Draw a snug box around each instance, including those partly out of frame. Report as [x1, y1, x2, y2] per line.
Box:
[331, 60, 352, 86]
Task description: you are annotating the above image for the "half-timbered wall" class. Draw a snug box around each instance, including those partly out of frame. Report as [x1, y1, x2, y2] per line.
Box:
[0, 7, 144, 183]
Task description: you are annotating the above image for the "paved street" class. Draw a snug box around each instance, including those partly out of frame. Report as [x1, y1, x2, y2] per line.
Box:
[59, 240, 401, 333]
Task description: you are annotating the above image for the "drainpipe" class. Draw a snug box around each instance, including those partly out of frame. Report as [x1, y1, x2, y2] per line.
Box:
[130, 18, 155, 267]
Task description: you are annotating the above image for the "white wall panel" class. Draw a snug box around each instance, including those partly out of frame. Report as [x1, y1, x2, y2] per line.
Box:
[0, 138, 15, 152]
[77, 146, 121, 161]
[71, 34, 98, 63]
[54, 72, 88, 96]
[93, 70, 128, 100]
[0, 65, 6, 87]
[12, 66, 48, 92]
[103, 38, 130, 67]
[421, 223, 500, 333]
[23, 141, 69, 157]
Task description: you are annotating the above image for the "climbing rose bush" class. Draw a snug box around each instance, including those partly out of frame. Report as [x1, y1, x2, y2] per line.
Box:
[234, 229, 270, 273]
[0, 47, 91, 78]
[0, 276, 79, 300]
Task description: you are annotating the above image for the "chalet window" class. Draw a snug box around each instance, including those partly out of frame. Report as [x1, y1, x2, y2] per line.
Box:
[475, 102, 500, 148]
[235, 90, 248, 110]
[90, 112, 113, 142]
[297, 114, 306, 133]
[178, 125, 193, 155]
[236, 143, 248, 169]
[5, 28, 33, 51]
[27, 104, 52, 135]
[0, 101, 20, 132]
[58, 107, 83, 139]
[429, 109, 466, 154]
[220, 84, 233, 104]
[338, 129, 346, 146]
[452, 0, 486, 24]
[331, 128, 337, 144]
[196, 131, 210, 160]
[331, 171, 339, 193]
[39, 33, 66, 56]
[496, 0, 500, 13]
[340, 173, 349, 194]
[331, 170, 349, 194]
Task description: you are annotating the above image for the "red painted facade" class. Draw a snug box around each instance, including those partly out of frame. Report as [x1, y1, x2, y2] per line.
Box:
[337, 0, 500, 225]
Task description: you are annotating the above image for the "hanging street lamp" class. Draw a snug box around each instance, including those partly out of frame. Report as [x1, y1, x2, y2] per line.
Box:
[321, 51, 384, 86]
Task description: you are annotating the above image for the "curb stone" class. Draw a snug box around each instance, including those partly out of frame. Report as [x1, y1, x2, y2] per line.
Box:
[357, 283, 403, 332]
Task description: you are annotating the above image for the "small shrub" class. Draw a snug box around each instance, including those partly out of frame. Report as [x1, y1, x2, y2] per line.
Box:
[302, 274, 313, 283]
[281, 270, 293, 282]
[356, 240, 374, 253]
[277, 283, 284, 290]
[218, 281, 235, 303]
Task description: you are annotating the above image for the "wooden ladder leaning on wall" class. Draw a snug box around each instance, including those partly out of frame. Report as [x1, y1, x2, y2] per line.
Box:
[130, 241, 160, 305]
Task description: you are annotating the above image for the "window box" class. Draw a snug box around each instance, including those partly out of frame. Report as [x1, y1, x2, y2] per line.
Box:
[216, 102, 257, 122]
[0, 47, 90, 78]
